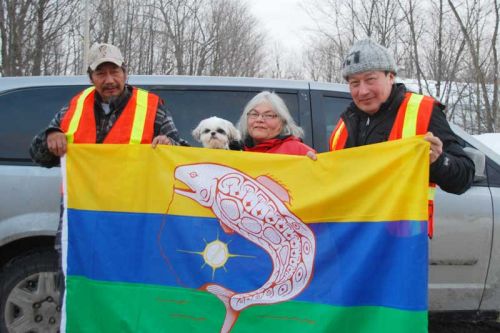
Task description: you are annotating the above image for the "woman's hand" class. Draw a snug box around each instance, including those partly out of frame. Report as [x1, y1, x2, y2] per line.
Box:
[306, 151, 317, 161]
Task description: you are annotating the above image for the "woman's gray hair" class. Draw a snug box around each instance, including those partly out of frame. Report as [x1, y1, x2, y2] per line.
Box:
[237, 91, 304, 140]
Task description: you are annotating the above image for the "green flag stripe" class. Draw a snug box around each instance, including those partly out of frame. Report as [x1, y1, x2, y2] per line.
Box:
[66, 276, 427, 333]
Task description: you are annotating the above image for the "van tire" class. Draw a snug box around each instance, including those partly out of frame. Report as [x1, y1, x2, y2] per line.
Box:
[0, 249, 61, 333]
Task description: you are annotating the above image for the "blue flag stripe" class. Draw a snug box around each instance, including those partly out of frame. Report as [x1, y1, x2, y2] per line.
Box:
[67, 209, 428, 311]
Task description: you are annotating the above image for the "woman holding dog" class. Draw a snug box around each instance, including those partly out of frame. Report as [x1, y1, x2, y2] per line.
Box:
[238, 91, 315, 156]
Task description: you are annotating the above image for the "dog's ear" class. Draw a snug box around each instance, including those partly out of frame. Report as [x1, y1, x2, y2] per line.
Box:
[192, 124, 202, 142]
[226, 123, 241, 142]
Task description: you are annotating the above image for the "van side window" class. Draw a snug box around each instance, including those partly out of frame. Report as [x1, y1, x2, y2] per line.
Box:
[0, 86, 85, 164]
[150, 89, 300, 146]
[487, 159, 500, 186]
[322, 96, 352, 145]
[310, 90, 352, 152]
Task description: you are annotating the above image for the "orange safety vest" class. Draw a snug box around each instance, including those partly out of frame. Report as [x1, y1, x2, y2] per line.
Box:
[329, 92, 437, 237]
[60, 87, 159, 144]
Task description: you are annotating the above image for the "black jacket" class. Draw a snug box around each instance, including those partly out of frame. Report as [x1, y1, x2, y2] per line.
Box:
[339, 83, 475, 194]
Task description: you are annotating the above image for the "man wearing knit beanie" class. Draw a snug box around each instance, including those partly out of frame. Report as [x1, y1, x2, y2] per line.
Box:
[341, 39, 397, 80]
[329, 38, 475, 237]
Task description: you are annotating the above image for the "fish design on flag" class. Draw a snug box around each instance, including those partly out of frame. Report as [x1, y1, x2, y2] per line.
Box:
[174, 163, 316, 333]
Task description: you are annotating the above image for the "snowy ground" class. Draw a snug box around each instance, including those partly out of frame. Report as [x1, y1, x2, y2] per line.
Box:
[473, 133, 500, 155]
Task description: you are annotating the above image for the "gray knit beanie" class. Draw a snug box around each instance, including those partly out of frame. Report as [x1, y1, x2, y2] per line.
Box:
[341, 39, 397, 80]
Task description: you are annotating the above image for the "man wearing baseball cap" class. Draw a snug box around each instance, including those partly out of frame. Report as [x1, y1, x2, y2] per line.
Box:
[29, 42, 188, 309]
[31, 42, 187, 167]
[329, 38, 475, 237]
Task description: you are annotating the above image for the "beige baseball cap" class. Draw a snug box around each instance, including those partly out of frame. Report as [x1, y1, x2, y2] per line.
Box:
[88, 43, 124, 71]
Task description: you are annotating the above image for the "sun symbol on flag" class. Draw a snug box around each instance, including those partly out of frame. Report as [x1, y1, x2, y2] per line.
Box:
[178, 234, 254, 279]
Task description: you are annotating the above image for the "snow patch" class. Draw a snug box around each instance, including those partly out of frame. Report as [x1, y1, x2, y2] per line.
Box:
[474, 133, 500, 155]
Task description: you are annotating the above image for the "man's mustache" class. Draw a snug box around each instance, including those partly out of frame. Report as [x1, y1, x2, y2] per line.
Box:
[103, 84, 119, 90]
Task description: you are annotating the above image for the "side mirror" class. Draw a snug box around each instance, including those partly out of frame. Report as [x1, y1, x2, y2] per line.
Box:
[463, 147, 486, 182]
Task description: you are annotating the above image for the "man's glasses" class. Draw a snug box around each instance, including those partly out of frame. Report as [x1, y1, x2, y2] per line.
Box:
[247, 111, 278, 120]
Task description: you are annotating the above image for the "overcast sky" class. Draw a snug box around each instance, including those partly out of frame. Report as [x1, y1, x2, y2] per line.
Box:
[247, 0, 317, 53]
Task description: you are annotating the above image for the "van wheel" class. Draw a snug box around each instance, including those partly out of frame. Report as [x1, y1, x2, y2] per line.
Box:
[0, 249, 61, 333]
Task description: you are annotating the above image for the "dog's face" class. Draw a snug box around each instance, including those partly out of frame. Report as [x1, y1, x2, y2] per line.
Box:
[192, 116, 241, 149]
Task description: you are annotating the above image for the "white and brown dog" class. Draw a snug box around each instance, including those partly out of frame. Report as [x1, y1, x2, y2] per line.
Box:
[192, 116, 241, 150]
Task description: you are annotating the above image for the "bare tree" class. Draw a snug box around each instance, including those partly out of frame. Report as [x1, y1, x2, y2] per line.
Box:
[155, 0, 199, 75]
[0, 0, 77, 76]
[396, 0, 425, 93]
[0, 0, 33, 76]
[209, 0, 264, 76]
[344, 0, 400, 45]
[448, 0, 499, 132]
[305, 36, 344, 82]
[33, 0, 77, 75]
[424, 1, 467, 106]
[303, 0, 499, 133]
[303, 0, 401, 82]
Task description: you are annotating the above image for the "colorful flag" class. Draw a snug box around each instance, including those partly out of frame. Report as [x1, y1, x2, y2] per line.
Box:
[61, 137, 429, 333]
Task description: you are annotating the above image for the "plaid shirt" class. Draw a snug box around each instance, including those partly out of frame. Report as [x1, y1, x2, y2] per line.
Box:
[30, 85, 188, 167]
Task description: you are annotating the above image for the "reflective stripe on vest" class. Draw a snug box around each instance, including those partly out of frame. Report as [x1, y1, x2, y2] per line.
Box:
[61, 87, 158, 144]
[402, 94, 424, 138]
[329, 119, 347, 151]
[391, 93, 436, 238]
[388, 93, 434, 141]
[130, 89, 149, 144]
[65, 87, 95, 144]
